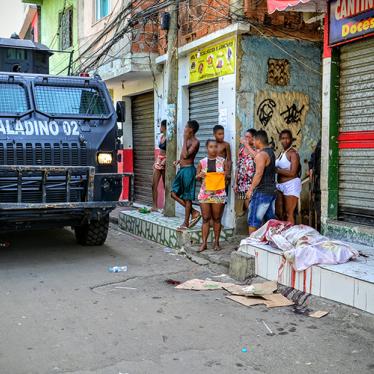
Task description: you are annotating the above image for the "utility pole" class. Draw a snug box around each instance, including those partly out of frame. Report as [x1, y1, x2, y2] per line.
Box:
[164, 0, 179, 217]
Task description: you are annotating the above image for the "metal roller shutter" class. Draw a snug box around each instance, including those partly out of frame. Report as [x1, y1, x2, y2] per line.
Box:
[189, 80, 219, 164]
[132, 92, 154, 206]
[339, 39, 374, 223]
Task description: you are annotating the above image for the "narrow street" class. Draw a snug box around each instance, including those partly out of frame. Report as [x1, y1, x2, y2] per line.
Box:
[0, 226, 373, 374]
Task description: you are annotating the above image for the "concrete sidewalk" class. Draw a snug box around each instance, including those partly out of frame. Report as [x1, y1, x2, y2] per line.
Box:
[111, 207, 250, 281]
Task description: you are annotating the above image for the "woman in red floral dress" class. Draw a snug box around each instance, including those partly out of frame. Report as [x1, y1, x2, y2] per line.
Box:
[234, 129, 257, 214]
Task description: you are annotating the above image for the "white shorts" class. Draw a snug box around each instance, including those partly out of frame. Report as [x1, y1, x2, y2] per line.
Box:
[276, 178, 302, 198]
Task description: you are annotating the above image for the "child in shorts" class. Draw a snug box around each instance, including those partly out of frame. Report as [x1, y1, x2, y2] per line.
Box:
[171, 120, 201, 230]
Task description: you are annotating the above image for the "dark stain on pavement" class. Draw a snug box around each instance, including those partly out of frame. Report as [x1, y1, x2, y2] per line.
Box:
[307, 325, 318, 329]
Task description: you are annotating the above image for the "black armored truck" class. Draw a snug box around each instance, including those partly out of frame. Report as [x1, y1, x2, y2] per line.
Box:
[0, 37, 126, 245]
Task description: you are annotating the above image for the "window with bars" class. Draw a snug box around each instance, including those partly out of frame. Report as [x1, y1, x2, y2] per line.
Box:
[95, 0, 110, 21]
[0, 83, 29, 114]
[59, 7, 73, 51]
[34, 86, 109, 117]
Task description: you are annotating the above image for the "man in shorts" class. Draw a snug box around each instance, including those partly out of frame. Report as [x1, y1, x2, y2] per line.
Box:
[246, 130, 277, 234]
[171, 120, 201, 230]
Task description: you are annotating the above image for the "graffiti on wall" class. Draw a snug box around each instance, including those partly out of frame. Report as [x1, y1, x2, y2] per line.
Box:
[254, 91, 309, 153]
[281, 103, 305, 125]
[257, 98, 276, 127]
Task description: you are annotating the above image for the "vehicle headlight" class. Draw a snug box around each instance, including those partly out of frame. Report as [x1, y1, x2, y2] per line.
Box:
[97, 152, 113, 165]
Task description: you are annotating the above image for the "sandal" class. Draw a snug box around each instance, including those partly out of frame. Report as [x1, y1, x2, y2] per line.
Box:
[189, 214, 201, 228]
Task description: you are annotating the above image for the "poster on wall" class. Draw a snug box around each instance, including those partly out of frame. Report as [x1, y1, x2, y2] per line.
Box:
[189, 39, 236, 84]
[329, 0, 374, 46]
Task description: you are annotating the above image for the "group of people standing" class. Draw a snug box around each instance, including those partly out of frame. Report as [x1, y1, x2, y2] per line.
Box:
[152, 120, 302, 252]
[243, 128, 301, 235]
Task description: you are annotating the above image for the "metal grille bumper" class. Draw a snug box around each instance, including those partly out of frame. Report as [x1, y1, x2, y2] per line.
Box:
[0, 165, 95, 207]
[0, 142, 88, 166]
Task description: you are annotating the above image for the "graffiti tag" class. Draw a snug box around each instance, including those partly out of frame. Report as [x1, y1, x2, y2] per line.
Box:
[256, 99, 276, 127]
[280, 104, 305, 125]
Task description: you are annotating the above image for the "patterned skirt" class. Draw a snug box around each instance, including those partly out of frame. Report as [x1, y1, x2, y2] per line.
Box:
[198, 189, 226, 204]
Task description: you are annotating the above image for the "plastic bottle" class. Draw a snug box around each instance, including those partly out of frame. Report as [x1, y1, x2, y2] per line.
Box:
[108, 266, 128, 273]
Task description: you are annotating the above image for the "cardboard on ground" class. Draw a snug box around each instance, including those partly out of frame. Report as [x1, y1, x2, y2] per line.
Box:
[309, 310, 329, 318]
[175, 279, 234, 291]
[223, 281, 277, 296]
[226, 293, 294, 308]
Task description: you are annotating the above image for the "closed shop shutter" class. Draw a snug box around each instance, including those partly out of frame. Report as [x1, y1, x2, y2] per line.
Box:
[132, 92, 154, 206]
[189, 80, 219, 164]
[339, 38, 374, 223]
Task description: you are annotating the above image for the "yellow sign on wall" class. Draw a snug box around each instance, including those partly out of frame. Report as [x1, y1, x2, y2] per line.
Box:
[189, 38, 236, 84]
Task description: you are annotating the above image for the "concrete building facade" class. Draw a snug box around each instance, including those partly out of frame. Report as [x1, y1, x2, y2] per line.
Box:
[154, 2, 322, 230]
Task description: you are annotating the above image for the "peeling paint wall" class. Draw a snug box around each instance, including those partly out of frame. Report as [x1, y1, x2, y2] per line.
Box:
[237, 35, 322, 177]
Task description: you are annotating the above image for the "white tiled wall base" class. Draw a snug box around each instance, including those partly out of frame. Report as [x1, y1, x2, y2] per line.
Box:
[239, 243, 374, 314]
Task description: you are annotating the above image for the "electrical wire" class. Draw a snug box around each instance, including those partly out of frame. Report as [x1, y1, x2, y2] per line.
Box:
[185, 0, 322, 75]
[53, 0, 322, 77]
[70, 0, 172, 75]
[68, 0, 148, 73]
[76, 0, 123, 54]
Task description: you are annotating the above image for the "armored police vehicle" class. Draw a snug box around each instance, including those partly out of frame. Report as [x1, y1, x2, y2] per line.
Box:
[0, 36, 125, 245]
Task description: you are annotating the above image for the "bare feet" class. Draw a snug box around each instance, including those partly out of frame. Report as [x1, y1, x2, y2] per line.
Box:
[176, 223, 189, 231]
[213, 242, 221, 251]
[198, 242, 208, 252]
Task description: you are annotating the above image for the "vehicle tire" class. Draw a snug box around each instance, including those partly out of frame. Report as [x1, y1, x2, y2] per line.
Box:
[75, 215, 109, 246]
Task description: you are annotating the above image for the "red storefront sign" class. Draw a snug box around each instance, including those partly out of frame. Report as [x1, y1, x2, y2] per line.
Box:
[329, 0, 374, 46]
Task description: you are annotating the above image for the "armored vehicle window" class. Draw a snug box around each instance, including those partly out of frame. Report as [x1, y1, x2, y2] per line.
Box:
[0, 83, 29, 114]
[34, 85, 109, 116]
[6, 48, 28, 61]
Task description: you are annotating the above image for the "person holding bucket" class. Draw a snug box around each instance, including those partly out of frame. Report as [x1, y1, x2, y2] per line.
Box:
[196, 139, 227, 252]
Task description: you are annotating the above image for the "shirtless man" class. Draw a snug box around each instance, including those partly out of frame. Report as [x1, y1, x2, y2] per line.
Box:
[275, 129, 301, 225]
[246, 130, 277, 234]
[213, 125, 232, 180]
[171, 120, 201, 230]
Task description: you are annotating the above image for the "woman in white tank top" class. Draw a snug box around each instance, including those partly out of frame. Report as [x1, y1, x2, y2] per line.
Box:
[275, 130, 302, 225]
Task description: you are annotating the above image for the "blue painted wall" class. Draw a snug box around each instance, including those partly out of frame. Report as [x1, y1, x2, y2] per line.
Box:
[237, 35, 322, 176]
